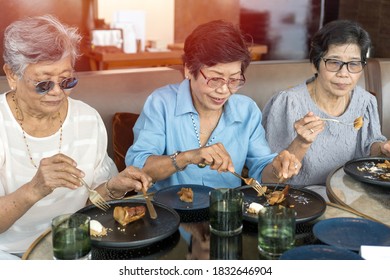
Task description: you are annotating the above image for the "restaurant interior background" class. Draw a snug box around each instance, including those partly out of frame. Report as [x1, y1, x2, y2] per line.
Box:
[0, 0, 389, 75]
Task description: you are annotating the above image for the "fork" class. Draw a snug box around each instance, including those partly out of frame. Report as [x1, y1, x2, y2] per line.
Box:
[80, 178, 110, 211]
[320, 118, 355, 126]
[320, 116, 363, 130]
[229, 171, 265, 196]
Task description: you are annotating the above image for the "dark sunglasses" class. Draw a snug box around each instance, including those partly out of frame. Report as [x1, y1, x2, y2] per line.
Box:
[33, 77, 78, 94]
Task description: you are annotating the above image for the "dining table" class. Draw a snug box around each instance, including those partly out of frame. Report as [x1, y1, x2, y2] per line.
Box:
[326, 164, 390, 226]
[22, 192, 361, 260]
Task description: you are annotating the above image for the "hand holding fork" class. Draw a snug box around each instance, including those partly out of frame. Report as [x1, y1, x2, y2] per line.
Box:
[80, 178, 110, 211]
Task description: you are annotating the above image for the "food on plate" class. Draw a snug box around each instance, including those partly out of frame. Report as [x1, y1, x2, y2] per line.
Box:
[177, 187, 193, 203]
[266, 185, 290, 205]
[90, 219, 108, 237]
[379, 173, 390, 180]
[247, 202, 264, 214]
[113, 205, 146, 226]
[254, 184, 268, 196]
[356, 160, 390, 181]
[376, 160, 390, 169]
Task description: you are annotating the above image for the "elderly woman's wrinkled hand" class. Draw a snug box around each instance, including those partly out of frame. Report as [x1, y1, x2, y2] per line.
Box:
[30, 153, 85, 196]
[271, 150, 301, 181]
[193, 142, 235, 173]
[294, 112, 325, 144]
[112, 166, 153, 194]
[380, 141, 390, 157]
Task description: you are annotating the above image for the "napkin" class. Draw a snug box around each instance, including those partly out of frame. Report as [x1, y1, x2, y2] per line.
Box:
[360, 245, 390, 260]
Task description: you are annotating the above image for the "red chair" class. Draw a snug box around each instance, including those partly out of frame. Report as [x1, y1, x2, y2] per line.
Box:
[112, 112, 140, 172]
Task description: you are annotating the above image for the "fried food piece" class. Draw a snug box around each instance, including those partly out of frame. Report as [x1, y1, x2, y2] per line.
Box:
[177, 187, 193, 203]
[379, 173, 390, 180]
[267, 185, 290, 205]
[353, 116, 363, 130]
[113, 205, 146, 226]
[377, 160, 390, 169]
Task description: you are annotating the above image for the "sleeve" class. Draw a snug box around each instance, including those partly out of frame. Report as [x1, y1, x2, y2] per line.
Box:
[262, 90, 303, 153]
[0, 133, 5, 196]
[125, 90, 168, 168]
[356, 92, 387, 157]
[245, 102, 277, 180]
[91, 111, 118, 189]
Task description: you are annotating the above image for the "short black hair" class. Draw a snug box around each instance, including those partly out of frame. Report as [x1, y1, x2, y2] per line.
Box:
[309, 20, 371, 71]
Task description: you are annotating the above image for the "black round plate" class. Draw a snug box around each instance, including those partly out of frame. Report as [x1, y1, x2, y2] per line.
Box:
[313, 217, 390, 251]
[237, 184, 326, 224]
[280, 245, 364, 260]
[153, 184, 213, 222]
[77, 199, 180, 249]
[343, 157, 390, 188]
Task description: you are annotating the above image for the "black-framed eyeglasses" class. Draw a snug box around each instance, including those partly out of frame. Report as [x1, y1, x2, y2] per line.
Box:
[322, 58, 366, 73]
[199, 69, 246, 91]
[29, 77, 78, 94]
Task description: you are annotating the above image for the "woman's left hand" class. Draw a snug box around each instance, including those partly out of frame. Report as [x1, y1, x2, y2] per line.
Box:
[271, 150, 301, 181]
[106, 166, 153, 197]
[379, 141, 390, 157]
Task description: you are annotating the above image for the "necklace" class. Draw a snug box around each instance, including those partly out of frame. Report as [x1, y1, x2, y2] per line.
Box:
[12, 93, 63, 168]
[190, 112, 217, 147]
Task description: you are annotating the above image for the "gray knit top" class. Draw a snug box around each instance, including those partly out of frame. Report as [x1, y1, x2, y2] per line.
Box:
[262, 80, 386, 186]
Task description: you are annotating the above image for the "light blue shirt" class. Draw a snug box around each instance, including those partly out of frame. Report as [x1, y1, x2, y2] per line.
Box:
[125, 79, 276, 190]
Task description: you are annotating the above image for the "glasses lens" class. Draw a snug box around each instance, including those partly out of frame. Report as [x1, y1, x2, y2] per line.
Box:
[60, 77, 78, 90]
[325, 60, 343, 72]
[207, 78, 225, 89]
[35, 81, 54, 94]
[347, 61, 364, 73]
[228, 78, 245, 90]
[324, 59, 364, 73]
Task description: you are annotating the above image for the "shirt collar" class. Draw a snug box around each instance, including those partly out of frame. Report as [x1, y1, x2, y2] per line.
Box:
[176, 79, 196, 115]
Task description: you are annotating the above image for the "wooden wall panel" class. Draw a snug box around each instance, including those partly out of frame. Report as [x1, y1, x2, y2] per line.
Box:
[0, 0, 95, 75]
[339, 0, 390, 58]
[174, 0, 240, 43]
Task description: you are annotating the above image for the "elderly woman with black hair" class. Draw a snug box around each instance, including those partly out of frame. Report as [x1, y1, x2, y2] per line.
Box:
[262, 20, 390, 188]
[125, 20, 301, 191]
[0, 15, 152, 259]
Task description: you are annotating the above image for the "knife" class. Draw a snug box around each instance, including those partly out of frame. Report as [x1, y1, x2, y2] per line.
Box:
[143, 189, 157, 219]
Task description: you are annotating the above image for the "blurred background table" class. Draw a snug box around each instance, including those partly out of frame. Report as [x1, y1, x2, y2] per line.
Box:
[85, 49, 185, 70]
[85, 44, 267, 71]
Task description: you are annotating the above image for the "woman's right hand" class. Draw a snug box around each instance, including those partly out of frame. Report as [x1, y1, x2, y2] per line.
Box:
[294, 112, 325, 144]
[186, 142, 235, 173]
[29, 153, 84, 197]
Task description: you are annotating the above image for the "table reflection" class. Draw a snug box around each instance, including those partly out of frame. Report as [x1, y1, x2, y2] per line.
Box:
[24, 207, 356, 260]
[210, 232, 242, 260]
